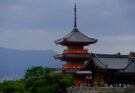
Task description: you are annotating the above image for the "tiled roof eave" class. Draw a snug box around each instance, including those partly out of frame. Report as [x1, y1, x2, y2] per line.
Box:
[55, 40, 97, 45]
[92, 53, 129, 70]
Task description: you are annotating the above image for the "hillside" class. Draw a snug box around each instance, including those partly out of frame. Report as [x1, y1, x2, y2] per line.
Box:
[0, 47, 62, 80]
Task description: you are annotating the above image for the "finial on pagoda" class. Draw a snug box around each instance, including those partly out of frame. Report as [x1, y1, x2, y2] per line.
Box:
[74, 2, 77, 28]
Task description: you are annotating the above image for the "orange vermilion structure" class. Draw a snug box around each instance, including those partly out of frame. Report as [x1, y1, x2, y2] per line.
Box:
[64, 49, 88, 53]
[54, 27, 97, 69]
[54, 3, 97, 86]
[62, 64, 84, 69]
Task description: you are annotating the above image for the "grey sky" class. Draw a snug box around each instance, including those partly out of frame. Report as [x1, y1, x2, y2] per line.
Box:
[0, 0, 135, 54]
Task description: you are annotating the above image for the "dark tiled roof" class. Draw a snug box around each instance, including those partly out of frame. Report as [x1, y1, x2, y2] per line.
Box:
[55, 53, 91, 58]
[62, 69, 92, 74]
[63, 69, 80, 73]
[120, 58, 135, 73]
[55, 28, 97, 44]
[52, 68, 82, 73]
[91, 53, 129, 69]
[76, 71, 92, 74]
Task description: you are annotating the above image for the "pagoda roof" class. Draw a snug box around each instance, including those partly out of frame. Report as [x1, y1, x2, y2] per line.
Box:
[54, 53, 91, 61]
[55, 53, 91, 58]
[55, 28, 97, 45]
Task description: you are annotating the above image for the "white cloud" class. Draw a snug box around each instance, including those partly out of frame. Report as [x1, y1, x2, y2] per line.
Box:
[0, 0, 135, 54]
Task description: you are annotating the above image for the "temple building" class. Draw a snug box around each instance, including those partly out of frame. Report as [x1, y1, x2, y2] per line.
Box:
[54, 4, 135, 86]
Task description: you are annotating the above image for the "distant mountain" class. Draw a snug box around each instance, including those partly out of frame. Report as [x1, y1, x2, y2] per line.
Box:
[0, 47, 63, 80]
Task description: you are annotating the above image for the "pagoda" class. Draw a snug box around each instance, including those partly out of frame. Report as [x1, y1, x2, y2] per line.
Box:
[54, 3, 97, 85]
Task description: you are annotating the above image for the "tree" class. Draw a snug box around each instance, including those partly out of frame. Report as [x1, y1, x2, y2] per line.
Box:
[25, 73, 74, 93]
[0, 67, 74, 93]
[0, 80, 25, 93]
[24, 66, 53, 79]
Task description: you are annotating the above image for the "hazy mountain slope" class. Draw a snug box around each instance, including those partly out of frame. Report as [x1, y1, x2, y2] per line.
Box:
[0, 47, 63, 80]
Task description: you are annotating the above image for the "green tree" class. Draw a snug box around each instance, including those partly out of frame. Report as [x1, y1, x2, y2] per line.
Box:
[25, 73, 74, 93]
[0, 80, 25, 93]
[24, 66, 53, 79]
[0, 67, 74, 93]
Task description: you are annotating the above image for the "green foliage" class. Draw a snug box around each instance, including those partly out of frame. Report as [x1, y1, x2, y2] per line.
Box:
[0, 80, 25, 93]
[24, 66, 53, 79]
[25, 73, 74, 93]
[0, 66, 74, 93]
[0, 82, 3, 93]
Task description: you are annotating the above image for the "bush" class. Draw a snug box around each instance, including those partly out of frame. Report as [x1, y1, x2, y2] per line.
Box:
[0, 80, 25, 93]
[25, 73, 74, 93]
[24, 66, 53, 79]
[0, 66, 74, 93]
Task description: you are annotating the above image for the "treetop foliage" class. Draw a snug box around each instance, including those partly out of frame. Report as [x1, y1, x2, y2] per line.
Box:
[24, 66, 53, 79]
[0, 66, 74, 93]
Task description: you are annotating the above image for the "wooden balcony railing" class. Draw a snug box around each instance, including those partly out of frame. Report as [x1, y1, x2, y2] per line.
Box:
[64, 49, 88, 53]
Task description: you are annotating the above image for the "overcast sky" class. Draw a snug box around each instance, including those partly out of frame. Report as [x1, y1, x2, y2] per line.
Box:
[0, 0, 135, 54]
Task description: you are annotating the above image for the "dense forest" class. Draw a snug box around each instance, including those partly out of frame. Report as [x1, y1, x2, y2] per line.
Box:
[0, 66, 74, 93]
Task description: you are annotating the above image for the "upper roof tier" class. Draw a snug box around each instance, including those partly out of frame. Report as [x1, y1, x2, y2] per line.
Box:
[55, 28, 97, 46]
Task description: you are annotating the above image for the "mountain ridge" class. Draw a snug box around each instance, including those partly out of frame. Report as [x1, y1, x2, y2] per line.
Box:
[0, 47, 62, 80]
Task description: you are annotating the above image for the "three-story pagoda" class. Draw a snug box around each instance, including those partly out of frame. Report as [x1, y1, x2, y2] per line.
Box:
[54, 3, 97, 85]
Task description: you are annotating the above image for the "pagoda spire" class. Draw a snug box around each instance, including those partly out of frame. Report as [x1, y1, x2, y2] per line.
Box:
[74, 2, 77, 28]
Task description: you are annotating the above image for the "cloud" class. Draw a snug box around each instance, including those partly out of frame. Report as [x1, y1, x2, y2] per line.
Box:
[0, 29, 67, 51]
[0, 0, 135, 53]
[0, 28, 135, 54]
[89, 35, 135, 54]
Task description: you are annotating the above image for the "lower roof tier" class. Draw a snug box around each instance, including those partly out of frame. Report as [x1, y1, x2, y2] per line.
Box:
[54, 53, 91, 61]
